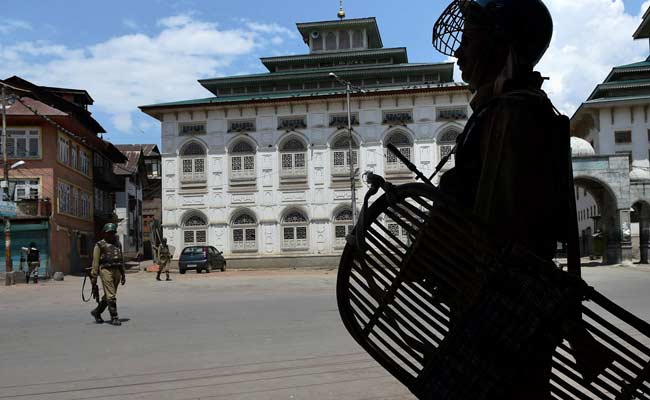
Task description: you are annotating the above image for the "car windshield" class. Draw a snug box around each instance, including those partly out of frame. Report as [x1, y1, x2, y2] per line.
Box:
[182, 247, 205, 255]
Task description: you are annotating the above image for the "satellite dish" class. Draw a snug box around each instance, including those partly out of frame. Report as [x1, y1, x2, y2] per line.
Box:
[311, 31, 320, 39]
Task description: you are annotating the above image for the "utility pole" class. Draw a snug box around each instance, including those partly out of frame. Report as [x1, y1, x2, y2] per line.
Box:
[345, 80, 358, 225]
[2, 85, 12, 280]
[329, 72, 365, 225]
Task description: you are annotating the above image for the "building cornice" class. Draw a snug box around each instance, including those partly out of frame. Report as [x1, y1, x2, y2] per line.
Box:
[140, 84, 470, 119]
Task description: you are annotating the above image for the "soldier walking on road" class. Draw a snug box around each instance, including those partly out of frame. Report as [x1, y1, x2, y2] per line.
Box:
[24, 242, 40, 284]
[155, 238, 172, 281]
[90, 223, 126, 326]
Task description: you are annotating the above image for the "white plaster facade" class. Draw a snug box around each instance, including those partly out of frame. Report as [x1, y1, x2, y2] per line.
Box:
[155, 90, 470, 260]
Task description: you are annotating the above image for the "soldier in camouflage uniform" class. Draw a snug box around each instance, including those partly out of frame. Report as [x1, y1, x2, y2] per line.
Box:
[155, 238, 172, 281]
[90, 223, 126, 326]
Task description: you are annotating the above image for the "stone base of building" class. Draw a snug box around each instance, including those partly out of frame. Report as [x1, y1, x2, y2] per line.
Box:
[168, 254, 341, 271]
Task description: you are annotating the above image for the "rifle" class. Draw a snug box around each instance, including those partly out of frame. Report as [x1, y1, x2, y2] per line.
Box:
[82, 267, 100, 303]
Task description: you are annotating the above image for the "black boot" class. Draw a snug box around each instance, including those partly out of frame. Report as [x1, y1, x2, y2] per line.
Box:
[33, 276, 38, 284]
[156, 272, 161, 281]
[166, 273, 171, 281]
[25, 273, 29, 284]
[91, 299, 107, 323]
[108, 300, 121, 326]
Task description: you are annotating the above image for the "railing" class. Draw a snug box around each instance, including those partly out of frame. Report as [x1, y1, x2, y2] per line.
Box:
[230, 169, 256, 181]
[180, 172, 207, 183]
[232, 241, 257, 251]
[282, 238, 308, 249]
[280, 166, 307, 178]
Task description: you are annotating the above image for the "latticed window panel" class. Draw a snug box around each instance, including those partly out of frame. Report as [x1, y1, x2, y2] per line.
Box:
[184, 231, 195, 244]
[195, 230, 207, 243]
[386, 219, 410, 246]
[185, 215, 207, 227]
[334, 224, 353, 248]
[232, 141, 254, 153]
[181, 158, 206, 182]
[233, 213, 256, 225]
[232, 227, 257, 251]
[331, 150, 358, 176]
[280, 152, 307, 178]
[231, 155, 255, 180]
[181, 142, 206, 156]
[283, 211, 307, 223]
[281, 138, 305, 151]
[282, 226, 308, 249]
[195, 159, 205, 173]
[385, 146, 412, 172]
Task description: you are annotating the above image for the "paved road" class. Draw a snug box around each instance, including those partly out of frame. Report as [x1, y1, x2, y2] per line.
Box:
[0, 266, 649, 400]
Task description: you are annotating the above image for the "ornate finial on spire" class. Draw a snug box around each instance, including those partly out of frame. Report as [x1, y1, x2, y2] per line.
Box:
[337, 0, 346, 20]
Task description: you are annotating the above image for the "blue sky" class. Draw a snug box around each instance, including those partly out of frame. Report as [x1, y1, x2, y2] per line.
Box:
[1, 0, 649, 146]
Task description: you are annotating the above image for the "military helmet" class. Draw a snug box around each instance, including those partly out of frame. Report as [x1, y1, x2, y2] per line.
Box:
[102, 223, 118, 233]
[433, 0, 553, 68]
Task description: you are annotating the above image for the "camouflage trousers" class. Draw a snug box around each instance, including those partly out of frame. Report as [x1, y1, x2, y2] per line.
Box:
[100, 266, 122, 303]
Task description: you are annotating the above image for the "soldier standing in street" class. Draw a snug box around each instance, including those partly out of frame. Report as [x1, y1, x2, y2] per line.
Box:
[24, 242, 40, 284]
[90, 223, 126, 326]
[155, 238, 172, 281]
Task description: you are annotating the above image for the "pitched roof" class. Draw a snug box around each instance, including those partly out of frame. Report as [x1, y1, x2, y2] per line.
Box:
[114, 144, 160, 157]
[113, 149, 142, 176]
[5, 96, 68, 116]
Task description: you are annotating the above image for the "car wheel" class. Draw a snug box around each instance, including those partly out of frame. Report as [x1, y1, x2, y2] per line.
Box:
[179, 268, 186, 275]
[221, 261, 226, 272]
[206, 264, 212, 273]
[196, 268, 202, 274]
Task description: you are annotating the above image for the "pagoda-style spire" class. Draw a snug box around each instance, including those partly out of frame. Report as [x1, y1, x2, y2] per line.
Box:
[337, 0, 346, 20]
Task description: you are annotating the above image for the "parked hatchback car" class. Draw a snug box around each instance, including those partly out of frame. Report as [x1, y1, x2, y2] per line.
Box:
[178, 246, 226, 274]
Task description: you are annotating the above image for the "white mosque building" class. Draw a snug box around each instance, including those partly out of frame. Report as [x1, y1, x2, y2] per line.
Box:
[140, 12, 471, 267]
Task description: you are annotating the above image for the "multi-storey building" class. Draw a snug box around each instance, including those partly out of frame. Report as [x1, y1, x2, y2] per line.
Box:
[115, 144, 162, 259]
[141, 15, 471, 267]
[114, 146, 147, 260]
[1, 76, 126, 276]
[571, 9, 650, 263]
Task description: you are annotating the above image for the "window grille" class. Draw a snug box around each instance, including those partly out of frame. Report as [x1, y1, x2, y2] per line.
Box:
[179, 122, 206, 135]
[230, 141, 256, 181]
[385, 132, 412, 173]
[383, 111, 413, 125]
[280, 139, 307, 178]
[282, 211, 309, 249]
[228, 120, 256, 133]
[183, 215, 207, 245]
[232, 213, 257, 251]
[439, 129, 460, 169]
[278, 117, 307, 131]
[180, 142, 207, 182]
[333, 209, 353, 248]
[329, 114, 359, 128]
[437, 107, 468, 121]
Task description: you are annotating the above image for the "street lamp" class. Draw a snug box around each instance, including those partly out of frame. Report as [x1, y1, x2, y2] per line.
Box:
[329, 72, 366, 225]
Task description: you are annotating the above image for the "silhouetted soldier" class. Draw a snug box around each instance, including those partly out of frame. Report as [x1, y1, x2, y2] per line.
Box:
[432, 0, 563, 398]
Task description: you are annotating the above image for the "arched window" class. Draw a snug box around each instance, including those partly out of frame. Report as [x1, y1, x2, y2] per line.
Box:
[180, 142, 207, 182]
[230, 140, 256, 181]
[333, 208, 353, 248]
[352, 30, 364, 48]
[280, 138, 307, 179]
[384, 132, 413, 173]
[312, 35, 323, 51]
[339, 31, 350, 49]
[325, 32, 337, 50]
[438, 129, 460, 169]
[331, 135, 359, 176]
[282, 210, 309, 250]
[232, 212, 257, 252]
[183, 214, 207, 245]
[386, 216, 410, 246]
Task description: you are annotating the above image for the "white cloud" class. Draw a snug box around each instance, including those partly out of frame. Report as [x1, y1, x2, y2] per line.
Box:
[122, 18, 138, 30]
[0, 18, 32, 34]
[0, 14, 294, 133]
[537, 0, 649, 115]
